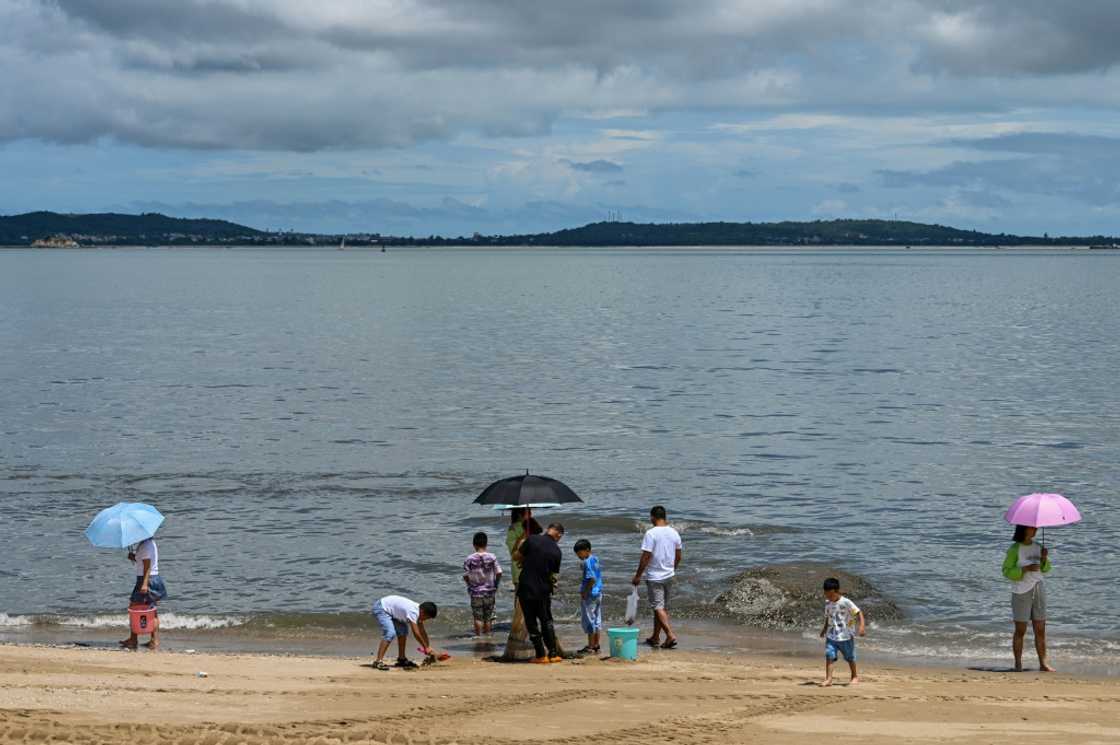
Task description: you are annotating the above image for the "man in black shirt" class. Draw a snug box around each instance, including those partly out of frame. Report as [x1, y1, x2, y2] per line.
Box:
[515, 522, 565, 662]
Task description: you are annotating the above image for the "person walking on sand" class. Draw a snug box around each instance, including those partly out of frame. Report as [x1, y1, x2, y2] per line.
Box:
[515, 522, 565, 663]
[1003, 524, 1055, 672]
[631, 505, 682, 649]
[121, 537, 167, 650]
[820, 577, 865, 686]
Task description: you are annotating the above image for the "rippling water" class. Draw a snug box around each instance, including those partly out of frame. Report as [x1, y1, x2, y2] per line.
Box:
[1, 246, 1117, 667]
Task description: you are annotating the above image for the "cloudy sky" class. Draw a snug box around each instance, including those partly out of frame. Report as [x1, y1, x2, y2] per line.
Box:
[2, 0, 1120, 236]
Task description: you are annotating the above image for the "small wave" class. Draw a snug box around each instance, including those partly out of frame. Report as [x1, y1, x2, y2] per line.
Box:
[477, 514, 775, 538]
[802, 624, 1120, 667]
[673, 520, 755, 537]
[0, 612, 246, 631]
[57, 613, 246, 631]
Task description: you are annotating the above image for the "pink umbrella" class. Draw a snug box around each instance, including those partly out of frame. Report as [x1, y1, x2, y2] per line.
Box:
[1004, 493, 1081, 544]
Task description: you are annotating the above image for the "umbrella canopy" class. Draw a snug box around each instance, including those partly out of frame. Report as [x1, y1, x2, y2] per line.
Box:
[474, 473, 582, 508]
[1004, 493, 1082, 528]
[85, 502, 164, 549]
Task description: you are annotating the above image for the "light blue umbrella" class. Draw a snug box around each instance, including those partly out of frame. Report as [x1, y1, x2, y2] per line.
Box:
[85, 502, 164, 549]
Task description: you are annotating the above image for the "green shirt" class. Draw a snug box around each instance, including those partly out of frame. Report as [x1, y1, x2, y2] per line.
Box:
[506, 523, 525, 586]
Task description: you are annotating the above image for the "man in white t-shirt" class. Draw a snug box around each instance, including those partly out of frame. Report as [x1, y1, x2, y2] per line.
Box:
[631, 505, 682, 649]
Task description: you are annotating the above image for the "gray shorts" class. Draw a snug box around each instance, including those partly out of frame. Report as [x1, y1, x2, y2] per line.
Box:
[1012, 583, 1046, 623]
[646, 578, 672, 611]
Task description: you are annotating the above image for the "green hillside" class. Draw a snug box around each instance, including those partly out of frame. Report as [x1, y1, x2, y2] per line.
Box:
[0, 211, 264, 245]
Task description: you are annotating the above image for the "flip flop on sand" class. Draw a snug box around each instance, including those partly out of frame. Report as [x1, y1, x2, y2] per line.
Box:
[643, 637, 660, 647]
[660, 639, 678, 649]
[372, 661, 391, 671]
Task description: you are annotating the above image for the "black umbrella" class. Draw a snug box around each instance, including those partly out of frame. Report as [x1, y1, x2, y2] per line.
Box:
[474, 471, 582, 508]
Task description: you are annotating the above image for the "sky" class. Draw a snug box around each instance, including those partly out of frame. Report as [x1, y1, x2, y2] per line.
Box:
[2, 0, 1120, 236]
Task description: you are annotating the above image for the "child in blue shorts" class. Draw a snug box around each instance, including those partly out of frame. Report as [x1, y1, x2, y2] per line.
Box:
[819, 577, 865, 686]
[574, 539, 603, 655]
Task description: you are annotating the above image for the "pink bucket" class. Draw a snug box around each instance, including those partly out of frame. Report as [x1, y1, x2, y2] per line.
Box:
[129, 603, 159, 635]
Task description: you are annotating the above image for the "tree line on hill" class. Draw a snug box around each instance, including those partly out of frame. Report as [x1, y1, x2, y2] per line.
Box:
[1, 211, 1116, 247]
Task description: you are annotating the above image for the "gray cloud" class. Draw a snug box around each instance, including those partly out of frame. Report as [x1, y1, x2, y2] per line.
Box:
[912, 1, 1120, 76]
[879, 132, 1120, 206]
[3, 2, 1120, 151]
[561, 159, 624, 174]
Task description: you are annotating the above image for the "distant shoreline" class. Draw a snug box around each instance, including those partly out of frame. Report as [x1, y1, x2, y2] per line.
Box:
[3, 211, 1118, 249]
[3, 243, 1119, 251]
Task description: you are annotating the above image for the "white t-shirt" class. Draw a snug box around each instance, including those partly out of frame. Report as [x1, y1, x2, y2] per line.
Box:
[1012, 541, 1044, 595]
[824, 596, 861, 642]
[380, 595, 421, 623]
[134, 539, 159, 577]
[641, 525, 682, 582]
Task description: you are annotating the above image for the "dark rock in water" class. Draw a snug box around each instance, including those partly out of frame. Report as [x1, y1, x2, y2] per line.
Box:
[714, 562, 902, 630]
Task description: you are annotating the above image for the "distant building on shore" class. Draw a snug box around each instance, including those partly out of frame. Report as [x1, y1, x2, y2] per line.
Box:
[31, 235, 81, 248]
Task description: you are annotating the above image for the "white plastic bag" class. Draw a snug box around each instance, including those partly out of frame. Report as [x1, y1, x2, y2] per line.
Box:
[624, 586, 639, 625]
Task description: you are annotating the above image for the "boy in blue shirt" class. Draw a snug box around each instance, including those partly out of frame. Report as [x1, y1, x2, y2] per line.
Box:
[574, 539, 603, 655]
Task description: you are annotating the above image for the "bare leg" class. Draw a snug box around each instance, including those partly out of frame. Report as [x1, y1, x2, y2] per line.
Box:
[473, 618, 483, 636]
[648, 612, 663, 643]
[120, 633, 138, 649]
[144, 628, 159, 649]
[591, 630, 600, 649]
[396, 635, 408, 661]
[822, 658, 834, 686]
[655, 609, 676, 643]
[375, 639, 390, 662]
[1012, 621, 1027, 671]
[1033, 620, 1055, 672]
[848, 660, 860, 685]
[482, 619, 491, 635]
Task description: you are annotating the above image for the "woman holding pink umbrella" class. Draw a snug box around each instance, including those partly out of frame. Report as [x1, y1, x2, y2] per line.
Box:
[1001, 493, 1081, 673]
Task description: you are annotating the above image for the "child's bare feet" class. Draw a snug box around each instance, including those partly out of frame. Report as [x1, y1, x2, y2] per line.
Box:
[119, 640, 137, 650]
[1040, 663, 1056, 672]
[819, 679, 833, 687]
[144, 640, 159, 649]
[849, 677, 861, 685]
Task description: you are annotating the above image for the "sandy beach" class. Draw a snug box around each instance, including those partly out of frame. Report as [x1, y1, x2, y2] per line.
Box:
[2, 644, 1118, 744]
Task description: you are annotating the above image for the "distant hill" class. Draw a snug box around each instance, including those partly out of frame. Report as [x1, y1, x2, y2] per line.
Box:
[2, 211, 1116, 247]
[0, 211, 265, 245]
[500, 219, 1116, 247]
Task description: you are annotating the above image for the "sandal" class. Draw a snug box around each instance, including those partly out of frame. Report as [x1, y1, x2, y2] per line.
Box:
[661, 638, 678, 649]
[373, 661, 391, 671]
[576, 646, 600, 656]
[643, 637, 660, 647]
[394, 658, 419, 669]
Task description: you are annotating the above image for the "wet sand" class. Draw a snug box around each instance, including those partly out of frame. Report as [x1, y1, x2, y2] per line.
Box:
[2, 643, 1119, 744]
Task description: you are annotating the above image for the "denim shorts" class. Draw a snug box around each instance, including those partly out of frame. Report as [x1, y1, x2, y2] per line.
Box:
[372, 600, 408, 642]
[131, 576, 167, 604]
[825, 637, 856, 662]
[580, 596, 602, 633]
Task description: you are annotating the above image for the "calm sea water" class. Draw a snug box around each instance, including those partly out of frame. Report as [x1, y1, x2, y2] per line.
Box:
[1, 246, 1117, 668]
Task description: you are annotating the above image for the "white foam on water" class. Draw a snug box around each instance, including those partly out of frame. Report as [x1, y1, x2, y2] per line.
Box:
[803, 623, 1120, 666]
[674, 521, 754, 537]
[0, 613, 33, 627]
[48, 613, 247, 631]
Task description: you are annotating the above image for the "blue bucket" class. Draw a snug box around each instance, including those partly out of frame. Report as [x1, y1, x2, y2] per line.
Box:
[607, 627, 639, 660]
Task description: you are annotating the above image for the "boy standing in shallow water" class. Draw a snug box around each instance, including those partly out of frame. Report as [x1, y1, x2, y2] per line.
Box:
[820, 577, 865, 686]
[463, 531, 502, 636]
[574, 539, 603, 655]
